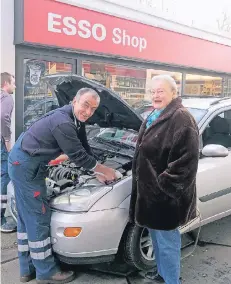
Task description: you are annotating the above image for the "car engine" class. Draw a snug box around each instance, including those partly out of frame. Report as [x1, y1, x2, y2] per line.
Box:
[46, 148, 133, 199]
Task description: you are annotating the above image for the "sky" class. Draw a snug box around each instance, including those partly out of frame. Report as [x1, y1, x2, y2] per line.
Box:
[106, 0, 231, 37]
[58, 0, 231, 38]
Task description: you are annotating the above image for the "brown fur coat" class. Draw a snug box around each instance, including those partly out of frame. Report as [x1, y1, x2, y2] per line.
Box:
[129, 97, 199, 230]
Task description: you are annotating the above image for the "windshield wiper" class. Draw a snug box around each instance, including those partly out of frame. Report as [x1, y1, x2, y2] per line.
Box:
[93, 137, 135, 150]
[92, 137, 121, 150]
[104, 139, 135, 150]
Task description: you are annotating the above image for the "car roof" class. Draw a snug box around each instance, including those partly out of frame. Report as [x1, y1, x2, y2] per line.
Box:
[181, 96, 231, 110]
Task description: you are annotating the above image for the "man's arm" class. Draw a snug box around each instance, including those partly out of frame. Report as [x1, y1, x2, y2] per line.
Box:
[52, 122, 97, 169]
[78, 123, 93, 156]
[51, 124, 92, 164]
[158, 126, 199, 200]
[0, 96, 14, 151]
[52, 122, 117, 182]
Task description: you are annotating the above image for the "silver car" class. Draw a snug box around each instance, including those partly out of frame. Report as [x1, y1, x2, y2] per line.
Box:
[9, 74, 231, 271]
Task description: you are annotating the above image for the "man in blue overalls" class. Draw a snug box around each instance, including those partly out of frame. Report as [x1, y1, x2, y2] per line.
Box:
[8, 88, 117, 283]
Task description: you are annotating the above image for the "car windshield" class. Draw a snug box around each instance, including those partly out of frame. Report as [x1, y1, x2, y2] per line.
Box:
[95, 106, 207, 147]
[94, 128, 138, 148]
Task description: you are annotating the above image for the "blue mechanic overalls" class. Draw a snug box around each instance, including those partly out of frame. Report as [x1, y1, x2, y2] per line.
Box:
[8, 133, 59, 279]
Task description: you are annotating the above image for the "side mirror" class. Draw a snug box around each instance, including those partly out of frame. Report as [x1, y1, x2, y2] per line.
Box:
[202, 144, 229, 157]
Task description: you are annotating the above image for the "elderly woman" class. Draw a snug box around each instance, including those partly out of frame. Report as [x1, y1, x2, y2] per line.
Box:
[129, 75, 199, 284]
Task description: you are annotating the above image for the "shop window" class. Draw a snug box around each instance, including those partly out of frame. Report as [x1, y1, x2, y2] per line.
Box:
[82, 61, 182, 107]
[23, 59, 72, 130]
[145, 69, 182, 98]
[223, 77, 231, 97]
[185, 74, 222, 96]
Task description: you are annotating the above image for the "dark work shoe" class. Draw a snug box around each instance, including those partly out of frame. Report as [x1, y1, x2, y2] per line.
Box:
[145, 271, 165, 283]
[0, 220, 17, 233]
[20, 272, 36, 283]
[36, 271, 75, 284]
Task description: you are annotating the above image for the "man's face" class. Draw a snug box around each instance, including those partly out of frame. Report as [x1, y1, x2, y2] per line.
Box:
[73, 92, 99, 122]
[3, 76, 16, 94]
[151, 79, 176, 110]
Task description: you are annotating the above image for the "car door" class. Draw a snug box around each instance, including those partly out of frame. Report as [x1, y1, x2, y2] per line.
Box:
[196, 108, 231, 225]
[179, 107, 231, 233]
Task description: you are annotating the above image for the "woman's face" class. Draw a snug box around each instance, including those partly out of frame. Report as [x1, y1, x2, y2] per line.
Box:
[151, 79, 176, 110]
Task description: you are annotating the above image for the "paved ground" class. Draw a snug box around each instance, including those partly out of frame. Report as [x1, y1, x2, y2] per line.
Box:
[1, 215, 231, 284]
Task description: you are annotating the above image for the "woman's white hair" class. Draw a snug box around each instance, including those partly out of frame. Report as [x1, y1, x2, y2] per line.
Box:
[151, 74, 178, 93]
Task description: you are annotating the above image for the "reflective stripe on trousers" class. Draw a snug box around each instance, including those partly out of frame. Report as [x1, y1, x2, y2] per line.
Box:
[30, 249, 52, 260]
[17, 234, 52, 260]
[1, 195, 7, 201]
[17, 232, 28, 240]
[1, 195, 7, 209]
[18, 244, 29, 252]
[29, 237, 51, 249]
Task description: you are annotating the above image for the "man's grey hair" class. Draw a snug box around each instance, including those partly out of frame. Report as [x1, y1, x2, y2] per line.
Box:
[151, 74, 178, 93]
[75, 88, 100, 103]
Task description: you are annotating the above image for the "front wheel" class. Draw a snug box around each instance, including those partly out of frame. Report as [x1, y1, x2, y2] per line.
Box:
[123, 224, 155, 271]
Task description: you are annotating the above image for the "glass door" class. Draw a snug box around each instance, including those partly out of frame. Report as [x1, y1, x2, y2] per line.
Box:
[23, 59, 73, 131]
[15, 49, 76, 138]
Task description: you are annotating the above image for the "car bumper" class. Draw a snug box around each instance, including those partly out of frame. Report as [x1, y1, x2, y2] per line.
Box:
[50, 207, 128, 264]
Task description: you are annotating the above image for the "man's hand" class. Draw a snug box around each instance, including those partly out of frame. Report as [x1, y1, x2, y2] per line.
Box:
[55, 154, 69, 162]
[48, 154, 69, 166]
[94, 163, 117, 184]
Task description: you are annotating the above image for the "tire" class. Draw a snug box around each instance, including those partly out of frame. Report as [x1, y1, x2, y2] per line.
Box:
[123, 224, 155, 271]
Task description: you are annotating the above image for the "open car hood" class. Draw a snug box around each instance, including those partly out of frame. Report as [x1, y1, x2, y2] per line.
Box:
[43, 74, 143, 131]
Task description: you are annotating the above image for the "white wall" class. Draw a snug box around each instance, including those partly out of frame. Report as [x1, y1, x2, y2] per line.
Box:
[0, 0, 16, 214]
[0, 0, 15, 144]
[57, 0, 231, 46]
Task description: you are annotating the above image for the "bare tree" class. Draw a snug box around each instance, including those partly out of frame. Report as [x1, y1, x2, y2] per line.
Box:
[217, 11, 231, 32]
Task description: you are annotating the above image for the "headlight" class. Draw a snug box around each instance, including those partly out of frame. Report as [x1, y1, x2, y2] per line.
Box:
[50, 185, 112, 212]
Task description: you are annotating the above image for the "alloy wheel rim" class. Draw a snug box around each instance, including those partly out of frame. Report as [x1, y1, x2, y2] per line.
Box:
[139, 228, 154, 261]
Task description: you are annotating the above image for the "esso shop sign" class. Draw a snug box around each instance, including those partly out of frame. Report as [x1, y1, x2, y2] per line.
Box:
[48, 13, 147, 53]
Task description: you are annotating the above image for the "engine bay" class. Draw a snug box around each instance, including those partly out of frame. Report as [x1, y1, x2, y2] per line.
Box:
[46, 147, 133, 199]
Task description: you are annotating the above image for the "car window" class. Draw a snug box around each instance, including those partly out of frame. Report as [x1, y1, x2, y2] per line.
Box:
[187, 108, 207, 124]
[202, 110, 231, 149]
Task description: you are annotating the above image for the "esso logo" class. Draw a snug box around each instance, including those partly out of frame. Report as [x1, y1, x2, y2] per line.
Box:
[47, 13, 147, 52]
[48, 13, 107, 42]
